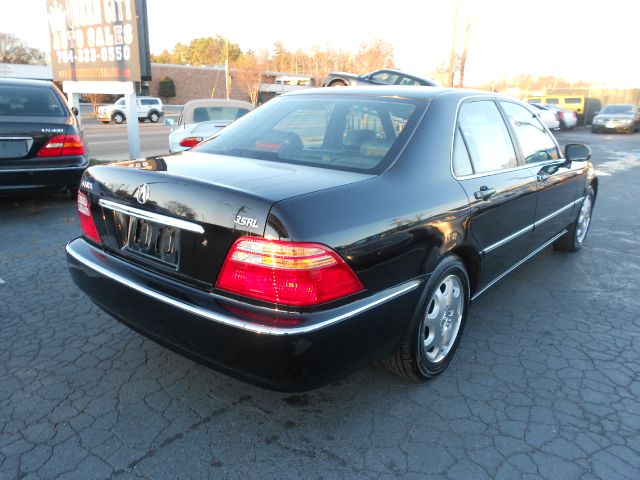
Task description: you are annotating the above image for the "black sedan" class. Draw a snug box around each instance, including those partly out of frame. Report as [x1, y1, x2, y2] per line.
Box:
[66, 87, 597, 391]
[322, 68, 438, 87]
[0, 78, 87, 195]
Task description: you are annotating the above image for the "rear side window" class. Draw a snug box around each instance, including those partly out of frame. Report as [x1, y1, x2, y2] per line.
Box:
[500, 102, 559, 164]
[141, 99, 159, 105]
[194, 95, 424, 174]
[0, 85, 66, 117]
[457, 100, 517, 174]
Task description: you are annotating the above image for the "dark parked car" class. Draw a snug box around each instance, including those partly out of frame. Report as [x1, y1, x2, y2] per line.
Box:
[0, 78, 87, 195]
[591, 104, 640, 133]
[323, 69, 438, 87]
[66, 87, 597, 391]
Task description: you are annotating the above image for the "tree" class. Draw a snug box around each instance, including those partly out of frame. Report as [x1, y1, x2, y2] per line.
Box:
[352, 39, 395, 74]
[158, 76, 176, 99]
[235, 54, 265, 105]
[84, 93, 108, 115]
[0, 33, 46, 65]
[150, 49, 172, 64]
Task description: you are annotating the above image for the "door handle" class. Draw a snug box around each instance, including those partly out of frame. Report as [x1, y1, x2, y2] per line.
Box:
[537, 172, 550, 182]
[474, 186, 496, 200]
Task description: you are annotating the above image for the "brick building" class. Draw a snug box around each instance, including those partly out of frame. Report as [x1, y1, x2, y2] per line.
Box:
[148, 63, 249, 104]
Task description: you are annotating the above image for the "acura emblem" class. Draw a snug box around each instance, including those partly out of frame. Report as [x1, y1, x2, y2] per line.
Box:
[135, 183, 151, 204]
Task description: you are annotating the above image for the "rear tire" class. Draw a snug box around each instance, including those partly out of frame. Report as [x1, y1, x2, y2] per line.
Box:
[384, 255, 470, 381]
[148, 111, 160, 123]
[553, 187, 595, 252]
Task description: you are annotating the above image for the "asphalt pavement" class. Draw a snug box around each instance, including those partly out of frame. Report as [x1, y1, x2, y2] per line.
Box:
[1, 128, 639, 479]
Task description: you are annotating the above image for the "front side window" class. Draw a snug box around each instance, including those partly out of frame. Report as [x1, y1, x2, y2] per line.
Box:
[194, 95, 425, 173]
[0, 85, 66, 117]
[116, 98, 125, 105]
[370, 71, 400, 85]
[457, 100, 517, 174]
[398, 77, 420, 86]
[545, 98, 559, 105]
[500, 102, 559, 164]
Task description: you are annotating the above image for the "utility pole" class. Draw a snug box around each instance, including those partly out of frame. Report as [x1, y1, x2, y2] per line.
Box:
[458, 5, 471, 88]
[224, 37, 231, 100]
[447, 0, 459, 87]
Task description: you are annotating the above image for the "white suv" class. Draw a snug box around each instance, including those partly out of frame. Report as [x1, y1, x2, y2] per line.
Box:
[96, 97, 164, 124]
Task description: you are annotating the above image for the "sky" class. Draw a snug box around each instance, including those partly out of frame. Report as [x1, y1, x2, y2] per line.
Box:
[2, 0, 639, 87]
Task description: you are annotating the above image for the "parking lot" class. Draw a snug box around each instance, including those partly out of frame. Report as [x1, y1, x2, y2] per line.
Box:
[1, 128, 639, 479]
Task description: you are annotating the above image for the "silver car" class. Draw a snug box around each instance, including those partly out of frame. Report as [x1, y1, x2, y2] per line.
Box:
[166, 99, 254, 152]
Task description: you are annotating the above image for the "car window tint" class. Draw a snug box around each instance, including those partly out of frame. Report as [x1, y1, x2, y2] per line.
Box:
[141, 99, 158, 105]
[194, 96, 423, 174]
[453, 128, 474, 176]
[192, 107, 250, 123]
[116, 98, 125, 105]
[458, 101, 517, 174]
[0, 85, 66, 117]
[398, 77, 420, 86]
[545, 98, 559, 105]
[500, 102, 559, 164]
[370, 72, 400, 85]
[565, 97, 581, 104]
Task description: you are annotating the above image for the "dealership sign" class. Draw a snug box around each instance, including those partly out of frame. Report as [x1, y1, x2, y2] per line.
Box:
[47, 0, 149, 82]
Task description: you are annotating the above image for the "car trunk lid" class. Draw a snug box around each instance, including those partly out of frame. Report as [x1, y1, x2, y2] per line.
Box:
[83, 152, 373, 289]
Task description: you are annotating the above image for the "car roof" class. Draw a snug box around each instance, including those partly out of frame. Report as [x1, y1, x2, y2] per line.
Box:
[183, 98, 254, 109]
[287, 85, 501, 102]
[0, 77, 55, 88]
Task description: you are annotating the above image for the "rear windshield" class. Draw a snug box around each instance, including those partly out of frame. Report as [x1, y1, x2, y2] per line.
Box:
[600, 105, 634, 114]
[191, 106, 250, 123]
[0, 85, 66, 117]
[193, 95, 425, 173]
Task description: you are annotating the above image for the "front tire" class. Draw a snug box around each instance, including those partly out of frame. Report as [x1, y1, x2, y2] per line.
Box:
[385, 255, 470, 381]
[112, 112, 125, 124]
[553, 187, 595, 252]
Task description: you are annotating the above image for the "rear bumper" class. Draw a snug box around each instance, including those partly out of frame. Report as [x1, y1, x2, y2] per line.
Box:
[0, 159, 87, 193]
[66, 238, 422, 391]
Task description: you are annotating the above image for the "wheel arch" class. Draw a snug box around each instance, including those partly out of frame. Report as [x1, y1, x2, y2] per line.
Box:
[448, 244, 481, 297]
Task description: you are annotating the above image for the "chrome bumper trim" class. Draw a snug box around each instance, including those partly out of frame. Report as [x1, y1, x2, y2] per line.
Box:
[66, 241, 420, 335]
[98, 199, 205, 234]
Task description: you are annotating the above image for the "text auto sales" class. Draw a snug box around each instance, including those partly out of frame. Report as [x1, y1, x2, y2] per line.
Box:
[49, 0, 136, 64]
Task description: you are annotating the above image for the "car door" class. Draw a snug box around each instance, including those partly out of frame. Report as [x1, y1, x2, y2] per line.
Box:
[499, 101, 583, 248]
[453, 99, 538, 287]
[136, 99, 145, 118]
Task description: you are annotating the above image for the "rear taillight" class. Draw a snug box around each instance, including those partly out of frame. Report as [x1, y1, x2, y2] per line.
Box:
[215, 237, 364, 306]
[179, 136, 202, 148]
[558, 111, 564, 121]
[38, 134, 85, 157]
[77, 191, 101, 244]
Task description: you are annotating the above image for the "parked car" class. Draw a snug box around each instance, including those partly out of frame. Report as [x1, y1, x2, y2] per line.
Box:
[591, 104, 640, 133]
[527, 95, 601, 125]
[166, 99, 254, 152]
[66, 87, 597, 391]
[528, 103, 560, 130]
[543, 104, 578, 129]
[0, 78, 87, 196]
[323, 69, 438, 87]
[96, 96, 164, 124]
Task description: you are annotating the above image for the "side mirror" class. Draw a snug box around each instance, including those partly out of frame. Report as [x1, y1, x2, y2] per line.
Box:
[164, 118, 175, 127]
[564, 143, 591, 162]
[71, 107, 79, 116]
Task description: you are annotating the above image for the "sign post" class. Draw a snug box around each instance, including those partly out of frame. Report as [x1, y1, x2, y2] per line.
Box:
[47, 0, 151, 160]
